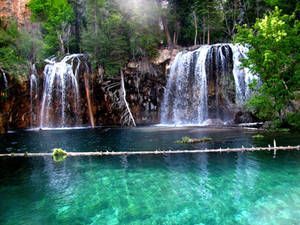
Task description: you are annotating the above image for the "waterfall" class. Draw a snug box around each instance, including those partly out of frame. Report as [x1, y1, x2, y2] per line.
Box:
[30, 64, 38, 128]
[39, 54, 88, 128]
[1, 69, 8, 91]
[231, 44, 258, 104]
[160, 44, 256, 126]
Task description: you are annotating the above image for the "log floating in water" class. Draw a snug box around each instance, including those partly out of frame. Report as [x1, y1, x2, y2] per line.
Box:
[1, 145, 299, 157]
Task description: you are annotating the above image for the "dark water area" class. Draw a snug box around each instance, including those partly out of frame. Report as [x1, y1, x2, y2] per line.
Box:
[0, 127, 300, 224]
[1, 126, 300, 153]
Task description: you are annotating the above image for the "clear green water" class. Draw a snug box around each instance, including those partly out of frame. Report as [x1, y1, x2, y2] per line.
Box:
[0, 127, 300, 224]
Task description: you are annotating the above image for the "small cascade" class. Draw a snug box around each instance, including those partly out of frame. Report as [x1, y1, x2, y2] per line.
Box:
[231, 44, 258, 104]
[40, 54, 88, 128]
[160, 44, 256, 126]
[1, 69, 8, 91]
[30, 64, 38, 128]
[161, 45, 210, 125]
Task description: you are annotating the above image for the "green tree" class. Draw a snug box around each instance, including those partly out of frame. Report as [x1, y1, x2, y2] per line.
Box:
[119, 0, 161, 58]
[194, 0, 224, 44]
[0, 18, 38, 78]
[27, 0, 74, 56]
[234, 7, 300, 124]
[82, 0, 160, 75]
[265, 0, 300, 17]
[81, 0, 130, 75]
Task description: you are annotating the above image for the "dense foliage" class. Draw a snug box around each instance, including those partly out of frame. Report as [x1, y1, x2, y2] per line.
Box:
[24, 0, 299, 76]
[0, 18, 37, 78]
[0, 0, 299, 128]
[27, 0, 75, 56]
[234, 7, 300, 128]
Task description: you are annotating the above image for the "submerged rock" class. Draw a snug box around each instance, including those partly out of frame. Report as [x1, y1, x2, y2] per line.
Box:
[175, 136, 213, 144]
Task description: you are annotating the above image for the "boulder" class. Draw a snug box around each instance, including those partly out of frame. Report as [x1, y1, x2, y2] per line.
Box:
[152, 49, 172, 65]
[127, 62, 138, 69]
[234, 111, 258, 124]
[202, 119, 224, 126]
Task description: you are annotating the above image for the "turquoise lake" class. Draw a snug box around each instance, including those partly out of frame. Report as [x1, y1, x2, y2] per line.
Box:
[0, 127, 300, 224]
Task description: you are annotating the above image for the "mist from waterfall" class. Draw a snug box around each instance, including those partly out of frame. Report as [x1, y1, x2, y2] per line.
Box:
[39, 54, 88, 128]
[231, 44, 257, 104]
[160, 44, 257, 126]
[30, 64, 38, 128]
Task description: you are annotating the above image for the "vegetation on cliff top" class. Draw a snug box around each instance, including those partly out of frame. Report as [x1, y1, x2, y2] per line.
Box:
[25, 0, 299, 76]
[0, 0, 298, 77]
[234, 7, 300, 129]
[0, 0, 299, 128]
[0, 18, 39, 78]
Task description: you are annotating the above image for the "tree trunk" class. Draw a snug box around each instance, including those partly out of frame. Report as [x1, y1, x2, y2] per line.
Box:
[57, 32, 65, 54]
[202, 16, 206, 45]
[218, 0, 232, 38]
[193, 10, 198, 46]
[173, 32, 176, 44]
[121, 71, 136, 126]
[175, 20, 180, 45]
[84, 73, 95, 128]
[207, 10, 210, 45]
[162, 16, 173, 48]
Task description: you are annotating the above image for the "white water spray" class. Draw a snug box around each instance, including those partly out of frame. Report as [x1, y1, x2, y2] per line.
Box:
[30, 64, 38, 128]
[160, 44, 256, 126]
[39, 54, 87, 128]
[1, 69, 8, 91]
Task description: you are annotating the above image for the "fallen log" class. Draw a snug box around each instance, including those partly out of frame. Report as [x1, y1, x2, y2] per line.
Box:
[1, 145, 299, 157]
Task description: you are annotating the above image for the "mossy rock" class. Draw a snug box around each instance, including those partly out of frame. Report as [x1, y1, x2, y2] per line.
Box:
[175, 137, 213, 144]
[52, 148, 67, 156]
[53, 154, 67, 162]
[252, 134, 264, 139]
[52, 148, 67, 162]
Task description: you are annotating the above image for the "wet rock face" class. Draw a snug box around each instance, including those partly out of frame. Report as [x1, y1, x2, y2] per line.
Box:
[234, 111, 258, 124]
[125, 72, 166, 124]
[0, 45, 256, 129]
[206, 45, 236, 121]
[0, 75, 31, 131]
[0, 113, 7, 134]
[92, 58, 168, 125]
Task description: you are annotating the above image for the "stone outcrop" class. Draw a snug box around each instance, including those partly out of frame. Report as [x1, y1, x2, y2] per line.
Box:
[0, 48, 176, 131]
[92, 49, 175, 125]
[0, 0, 31, 25]
[0, 113, 7, 134]
[0, 74, 31, 132]
[0, 45, 256, 131]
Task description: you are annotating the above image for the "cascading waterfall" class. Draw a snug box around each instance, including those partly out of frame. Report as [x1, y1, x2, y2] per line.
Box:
[231, 44, 257, 104]
[30, 64, 38, 128]
[39, 54, 88, 128]
[1, 69, 8, 91]
[160, 44, 257, 126]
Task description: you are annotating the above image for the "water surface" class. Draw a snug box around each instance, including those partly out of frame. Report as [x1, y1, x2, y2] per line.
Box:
[0, 127, 300, 224]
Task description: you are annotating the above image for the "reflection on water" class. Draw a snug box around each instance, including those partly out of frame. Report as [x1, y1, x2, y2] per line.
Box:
[0, 128, 300, 224]
[1, 127, 300, 154]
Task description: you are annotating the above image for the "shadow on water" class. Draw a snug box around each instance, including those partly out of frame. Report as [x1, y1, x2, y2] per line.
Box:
[1, 126, 300, 154]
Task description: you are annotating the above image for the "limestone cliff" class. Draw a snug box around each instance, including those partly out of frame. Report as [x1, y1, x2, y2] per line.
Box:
[0, 48, 177, 132]
[0, 0, 31, 25]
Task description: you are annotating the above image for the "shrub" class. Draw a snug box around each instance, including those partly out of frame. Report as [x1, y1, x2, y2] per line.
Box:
[286, 112, 300, 130]
[52, 148, 67, 156]
[252, 134, 264, 139]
